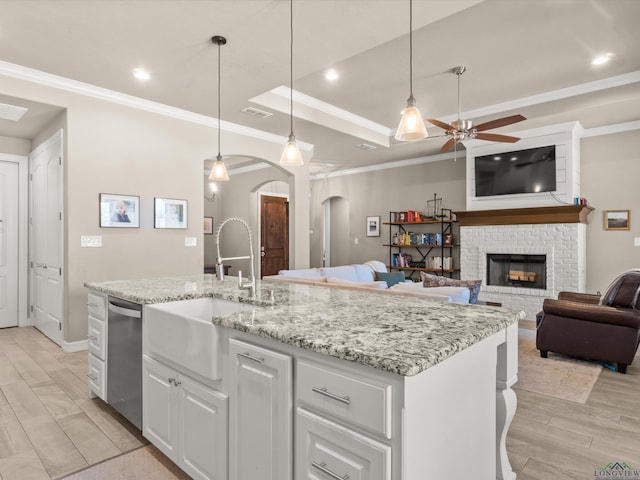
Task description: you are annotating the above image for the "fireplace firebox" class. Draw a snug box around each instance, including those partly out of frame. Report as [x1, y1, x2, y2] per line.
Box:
[486, 254, 546, 289]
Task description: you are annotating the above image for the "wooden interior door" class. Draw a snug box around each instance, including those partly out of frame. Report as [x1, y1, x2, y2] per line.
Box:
[260, 195, 289, 278]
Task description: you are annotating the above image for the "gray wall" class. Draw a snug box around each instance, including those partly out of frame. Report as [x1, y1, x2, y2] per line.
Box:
[310, 159, 467, 268]
[581, 130, 640, 294]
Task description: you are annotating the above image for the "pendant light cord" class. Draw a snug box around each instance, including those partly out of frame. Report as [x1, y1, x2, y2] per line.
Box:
[409, 0, 413, 99]
[289, 0, 294, 136]
[217, 40, 222, 159]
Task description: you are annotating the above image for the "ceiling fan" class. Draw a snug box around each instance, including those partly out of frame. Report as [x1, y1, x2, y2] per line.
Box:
[427, 66, 526, 153]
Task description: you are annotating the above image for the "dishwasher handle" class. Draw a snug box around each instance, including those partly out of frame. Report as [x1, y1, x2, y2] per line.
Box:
[108, 301, 142, 319]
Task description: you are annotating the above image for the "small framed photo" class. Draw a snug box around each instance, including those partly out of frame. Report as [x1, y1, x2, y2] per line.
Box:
[604, 210, 630, 230]
[99, 193, 140, 228]
[366, 215, 380, 237]
[154, 197, 188, 229]
[204, 217, 213, 235]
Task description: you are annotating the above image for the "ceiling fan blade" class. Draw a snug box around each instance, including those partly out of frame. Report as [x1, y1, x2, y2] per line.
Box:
[475, 133, 521, 143]
[440, 138, 458, 152]
[426, 118, 452, 131]
[474, 114, 526, 132]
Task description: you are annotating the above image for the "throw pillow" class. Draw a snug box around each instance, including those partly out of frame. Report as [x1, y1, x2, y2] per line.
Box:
[375, 271, 406, 287]
[420, 272, 482, 304]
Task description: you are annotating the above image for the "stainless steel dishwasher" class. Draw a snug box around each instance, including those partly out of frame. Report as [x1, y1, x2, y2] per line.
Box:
[107, 296, 142, 430]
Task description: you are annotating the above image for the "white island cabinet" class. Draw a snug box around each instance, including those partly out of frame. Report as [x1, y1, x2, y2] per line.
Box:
[85, 274, 521, 480]
[228, 338, 292, 480]
[142, 355, 228, 480]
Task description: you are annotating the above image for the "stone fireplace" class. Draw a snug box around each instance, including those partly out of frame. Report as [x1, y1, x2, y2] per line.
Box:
[455, 205, 593, 320]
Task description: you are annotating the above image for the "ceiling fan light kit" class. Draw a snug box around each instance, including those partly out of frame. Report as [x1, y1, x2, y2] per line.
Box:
[427, 66, 527, 153]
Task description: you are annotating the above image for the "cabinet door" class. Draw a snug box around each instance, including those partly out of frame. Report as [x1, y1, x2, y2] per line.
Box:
[177, 375, 229, 480]
[296, 407, 391, 480]
[228, 338, 293, 480]
[142, 356, 177, 461]
[87, 315, 106, 360]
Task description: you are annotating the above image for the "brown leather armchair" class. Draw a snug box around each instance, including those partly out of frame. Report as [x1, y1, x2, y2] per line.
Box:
[536, 269, 640, 373]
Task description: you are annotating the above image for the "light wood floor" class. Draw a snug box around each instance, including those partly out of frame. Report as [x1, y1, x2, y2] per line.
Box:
[0, 327, 146, 480]
[1, 325, 639, 479]
[509, 321, 640, 477]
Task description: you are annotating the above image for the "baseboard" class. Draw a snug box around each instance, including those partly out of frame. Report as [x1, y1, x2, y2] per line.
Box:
[63, 339, 88, 353]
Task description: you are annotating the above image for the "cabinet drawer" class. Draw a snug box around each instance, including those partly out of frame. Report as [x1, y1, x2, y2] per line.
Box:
[88, 354, 106, 400]
[87, 292, 106, 320]
[297, 360, 392, 438]
[88, 315, 106, 360]
[296, 407, 391, 480]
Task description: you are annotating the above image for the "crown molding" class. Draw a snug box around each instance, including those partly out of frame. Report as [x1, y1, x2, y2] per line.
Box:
[438, 70, 640, 124]
[0, 60, 313, 152]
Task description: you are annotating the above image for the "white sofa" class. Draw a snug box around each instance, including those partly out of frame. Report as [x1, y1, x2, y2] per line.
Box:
[263, 261, 471, 303]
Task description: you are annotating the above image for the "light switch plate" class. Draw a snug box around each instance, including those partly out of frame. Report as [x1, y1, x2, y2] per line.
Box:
[81, 236, 102, 247]
[185, 237, 197, 247]
[635, 237, 640, 247]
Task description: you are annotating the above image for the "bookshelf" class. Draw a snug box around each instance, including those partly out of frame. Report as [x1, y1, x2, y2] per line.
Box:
[384, 209, 460, 281]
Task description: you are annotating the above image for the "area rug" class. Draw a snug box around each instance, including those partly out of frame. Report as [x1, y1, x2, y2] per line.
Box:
[516, 328, 602, 404]
[59, 445, 190, 480]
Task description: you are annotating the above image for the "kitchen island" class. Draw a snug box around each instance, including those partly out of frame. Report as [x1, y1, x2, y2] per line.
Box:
[86, 274, 523, 480]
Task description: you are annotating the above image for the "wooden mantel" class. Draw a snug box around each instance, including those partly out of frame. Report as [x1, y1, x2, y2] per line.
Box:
[454, 205, 594, 227]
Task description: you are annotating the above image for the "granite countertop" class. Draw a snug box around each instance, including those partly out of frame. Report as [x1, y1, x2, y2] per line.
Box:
[85, 274, 524, 376]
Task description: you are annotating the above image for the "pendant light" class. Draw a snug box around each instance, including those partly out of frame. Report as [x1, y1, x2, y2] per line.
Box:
[280, 0, 304, 166]
[208, 35, 230, 181]
[395, 0, 428, 142]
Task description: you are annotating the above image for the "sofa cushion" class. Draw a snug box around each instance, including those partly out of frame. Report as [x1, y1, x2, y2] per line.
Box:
[364, 260, 387, 273]
[374, 271, 406, 287]
[391, 282, 471, 303]
[321, 265, 359, 282]
[326, 277, 388, 289]
[278, 268, 321, 278]
[420, 272, 482, 304]
[354, 264, 376, 282]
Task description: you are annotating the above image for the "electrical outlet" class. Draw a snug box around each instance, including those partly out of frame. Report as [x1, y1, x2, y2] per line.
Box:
[185, 237, 197, 247]
[81, 236, 102, 247]
[635, 237, 640, 247]
[354, 237, 359, 245]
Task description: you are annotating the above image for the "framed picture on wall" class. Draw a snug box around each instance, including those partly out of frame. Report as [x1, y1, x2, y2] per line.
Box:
[604, 210, 630, 230]
[204, 217, 213, 235]
[99, 193, 140, 228]
[366, 216, 380, 237]
[154, 197, 188, 229]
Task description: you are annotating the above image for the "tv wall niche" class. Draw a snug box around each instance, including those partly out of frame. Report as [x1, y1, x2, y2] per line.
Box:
[464, 121, 583, 211]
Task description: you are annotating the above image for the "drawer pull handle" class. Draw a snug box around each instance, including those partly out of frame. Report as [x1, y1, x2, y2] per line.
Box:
[88, 303, 101, 307]
[87, 334, 97, 341]
[311, 387, 351, 405]
[87, 374, 97, 381]
[311, 461, 350, 480]
[237, 351, 265, 364]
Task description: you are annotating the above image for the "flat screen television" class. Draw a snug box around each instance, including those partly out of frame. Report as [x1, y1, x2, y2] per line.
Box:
[474, 145, 556, 197]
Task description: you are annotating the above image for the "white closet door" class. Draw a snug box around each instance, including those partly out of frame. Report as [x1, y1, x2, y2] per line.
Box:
[0, 161, 19, 328]
[30, 131, 63, 345]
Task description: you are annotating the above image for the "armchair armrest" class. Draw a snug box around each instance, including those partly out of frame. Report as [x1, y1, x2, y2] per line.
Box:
[542, 299, 640, 329]
[557, 291, 601, 304]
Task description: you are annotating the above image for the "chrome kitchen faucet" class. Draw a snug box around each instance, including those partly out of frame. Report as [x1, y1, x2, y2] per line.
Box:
[215, 216, 256, 297]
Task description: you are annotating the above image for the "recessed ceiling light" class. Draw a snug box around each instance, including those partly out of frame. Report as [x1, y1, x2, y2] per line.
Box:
[325, 68, 339, 81]
[493, 156, 501, 161]
[591, 53, 613, 66]
[132, 68, 151, 81]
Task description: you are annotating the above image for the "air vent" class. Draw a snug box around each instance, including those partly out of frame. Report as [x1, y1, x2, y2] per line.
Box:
[0, 102, 28, 122]
[354, 143, 377, 151]
[241, 106, 273, 118]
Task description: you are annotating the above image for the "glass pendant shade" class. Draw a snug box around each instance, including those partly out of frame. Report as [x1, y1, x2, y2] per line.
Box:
[208, 155, 229, 181]
[280, 133, 304, 166]
[395, 97, 428, 141]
